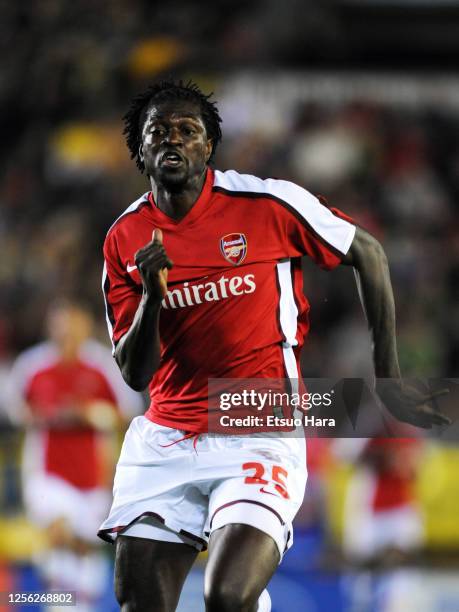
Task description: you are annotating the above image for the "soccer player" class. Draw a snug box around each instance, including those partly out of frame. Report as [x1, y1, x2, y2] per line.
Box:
[99, 81, 449, 612]
[9, 299, 142, 607]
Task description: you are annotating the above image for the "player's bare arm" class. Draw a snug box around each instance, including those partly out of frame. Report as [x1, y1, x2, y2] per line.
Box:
[342, 227, 450, 428]
[115, 229, 172, 391]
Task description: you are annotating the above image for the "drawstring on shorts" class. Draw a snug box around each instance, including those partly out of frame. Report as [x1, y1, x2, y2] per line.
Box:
[159, 431, 201, 453]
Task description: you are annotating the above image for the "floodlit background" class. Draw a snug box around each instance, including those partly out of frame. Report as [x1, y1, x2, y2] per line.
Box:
[1, 1, 459, 610]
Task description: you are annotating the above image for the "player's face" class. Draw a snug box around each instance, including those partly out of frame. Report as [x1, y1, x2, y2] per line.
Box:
[140, 100, 212, 189]
[47, 305, 92, 351]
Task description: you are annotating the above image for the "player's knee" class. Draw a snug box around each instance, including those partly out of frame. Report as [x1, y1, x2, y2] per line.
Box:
[204, 581, 256, 612]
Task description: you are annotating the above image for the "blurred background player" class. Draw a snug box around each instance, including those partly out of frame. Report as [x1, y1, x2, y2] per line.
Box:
[8, 299, 143, 610]
[342, 437, 424, 565]
[335, 436, 425, 612]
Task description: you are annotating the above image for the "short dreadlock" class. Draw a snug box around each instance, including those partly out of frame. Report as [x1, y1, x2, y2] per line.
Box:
[123, 80, 223, 172]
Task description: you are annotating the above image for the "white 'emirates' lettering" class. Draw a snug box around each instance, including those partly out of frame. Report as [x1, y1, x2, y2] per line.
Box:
[162, 274, 256, 309]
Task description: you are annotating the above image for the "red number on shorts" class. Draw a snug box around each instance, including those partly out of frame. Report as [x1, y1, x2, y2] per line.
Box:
[272, 465, 290, 499]
[242, 462, 290, 499]
[242, 462, 268, 485]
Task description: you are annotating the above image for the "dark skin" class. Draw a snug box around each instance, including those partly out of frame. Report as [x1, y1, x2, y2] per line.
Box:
[114, 99, 450, 612]
[115, 527, 278, 612]
[341, 230, 449, 428]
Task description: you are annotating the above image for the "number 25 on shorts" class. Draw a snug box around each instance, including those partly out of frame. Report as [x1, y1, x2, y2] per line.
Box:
[242, 461, 290, 499]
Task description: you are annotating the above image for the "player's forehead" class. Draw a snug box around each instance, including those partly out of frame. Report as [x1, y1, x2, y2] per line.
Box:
[143, 99, 204, 128]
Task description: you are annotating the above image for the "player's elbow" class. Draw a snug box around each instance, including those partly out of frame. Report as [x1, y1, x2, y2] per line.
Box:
[115, 344, 153, 391]
[128, 380, 150, 392]
[118, 362, 152, 392]
[122, 371, 151, 392]
[365, 235, 388, 270]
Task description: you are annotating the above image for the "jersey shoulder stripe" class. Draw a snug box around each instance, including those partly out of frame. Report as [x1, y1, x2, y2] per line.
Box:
[213, 170, 355, 256]
[105, 192, 150, 238]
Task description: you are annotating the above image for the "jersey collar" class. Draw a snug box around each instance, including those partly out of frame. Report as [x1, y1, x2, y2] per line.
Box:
[147, 167, 214, 229]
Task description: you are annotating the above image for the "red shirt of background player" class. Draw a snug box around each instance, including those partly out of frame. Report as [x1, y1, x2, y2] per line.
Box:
[24, 352, 117, 489]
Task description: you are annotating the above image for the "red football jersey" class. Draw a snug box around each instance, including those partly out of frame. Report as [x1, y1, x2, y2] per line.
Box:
[103, 169, 356, 432]
[10, 341, 137, 489]
[364, 438, 421, 511]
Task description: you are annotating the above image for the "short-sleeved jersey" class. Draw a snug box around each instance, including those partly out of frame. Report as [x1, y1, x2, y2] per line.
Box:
[10, 340, 143, 489]
[103, 168, 356, 432]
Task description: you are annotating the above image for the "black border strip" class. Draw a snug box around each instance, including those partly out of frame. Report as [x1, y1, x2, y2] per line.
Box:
[290, 257, 303, 318]
[274, 263, 286, 343]
[209, 499, 285, 530]
[102, 269, 116, 333]
[97, 510, 207, 548]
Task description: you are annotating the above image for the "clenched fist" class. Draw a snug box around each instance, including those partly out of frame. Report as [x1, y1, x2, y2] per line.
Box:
[134, 229, 173, 301]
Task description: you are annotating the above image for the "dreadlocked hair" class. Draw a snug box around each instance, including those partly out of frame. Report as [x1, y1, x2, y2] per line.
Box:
[123, 79, 223, 172]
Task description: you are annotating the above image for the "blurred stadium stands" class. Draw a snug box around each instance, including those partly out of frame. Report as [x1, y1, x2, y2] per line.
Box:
[1, 1, 459, 610]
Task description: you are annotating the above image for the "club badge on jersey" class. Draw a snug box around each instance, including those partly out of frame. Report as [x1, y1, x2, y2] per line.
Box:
[220, 233, 248, 265]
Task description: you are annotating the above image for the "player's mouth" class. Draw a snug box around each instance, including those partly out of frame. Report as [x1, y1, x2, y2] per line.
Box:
[160, 151, 185, 168]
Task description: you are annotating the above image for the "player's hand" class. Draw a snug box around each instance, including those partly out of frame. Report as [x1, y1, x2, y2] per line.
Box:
[134, 228, 173, 301]
[375, 379, 451, 429]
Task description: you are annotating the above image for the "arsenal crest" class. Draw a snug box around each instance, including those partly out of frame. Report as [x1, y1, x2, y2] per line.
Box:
[220, 233, 247, 265]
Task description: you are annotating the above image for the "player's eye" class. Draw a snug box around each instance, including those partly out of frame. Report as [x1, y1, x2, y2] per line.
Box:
[151, 127, 166, 136]
[182, 126, 196, 136]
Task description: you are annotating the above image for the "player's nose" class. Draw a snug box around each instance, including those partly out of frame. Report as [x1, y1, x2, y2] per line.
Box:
[164, 127, 183, 146]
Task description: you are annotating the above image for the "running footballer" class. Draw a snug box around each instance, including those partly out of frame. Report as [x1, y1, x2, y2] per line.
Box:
[99, 81, 449, 612]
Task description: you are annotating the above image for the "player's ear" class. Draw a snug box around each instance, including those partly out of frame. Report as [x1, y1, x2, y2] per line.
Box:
[138, 144, 144, 163]
[205, 139, 213, 162]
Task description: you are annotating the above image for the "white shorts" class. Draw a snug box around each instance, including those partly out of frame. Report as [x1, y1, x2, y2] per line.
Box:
[98, 416, 307, 559]
[24, 472, 111, 544]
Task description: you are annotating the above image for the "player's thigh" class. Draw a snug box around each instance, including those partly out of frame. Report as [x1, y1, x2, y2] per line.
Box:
[204, 523, 278, 612]
[115, 535, 198, 612]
